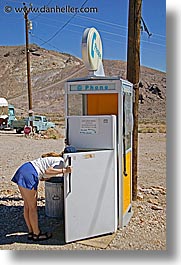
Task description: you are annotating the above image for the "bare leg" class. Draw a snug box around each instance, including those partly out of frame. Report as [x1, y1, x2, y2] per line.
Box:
[18, 185, 40, 235]
[24, 200, 33, 233]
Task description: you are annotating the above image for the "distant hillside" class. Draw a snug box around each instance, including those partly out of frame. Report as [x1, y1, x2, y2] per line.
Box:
[0, 44, 166, 123]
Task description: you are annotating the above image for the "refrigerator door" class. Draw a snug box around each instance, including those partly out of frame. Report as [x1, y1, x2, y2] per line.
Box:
[67, 115, 116, 150]
[64, 150, 117, 243]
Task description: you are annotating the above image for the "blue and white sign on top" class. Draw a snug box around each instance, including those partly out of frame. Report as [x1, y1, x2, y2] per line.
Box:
[82, 28, 103, 73]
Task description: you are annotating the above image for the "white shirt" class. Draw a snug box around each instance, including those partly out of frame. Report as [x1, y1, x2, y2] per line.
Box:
[30, 157, 65, 179]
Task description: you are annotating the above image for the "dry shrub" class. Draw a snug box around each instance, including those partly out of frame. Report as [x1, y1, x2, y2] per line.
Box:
[41, 128, 64, 139]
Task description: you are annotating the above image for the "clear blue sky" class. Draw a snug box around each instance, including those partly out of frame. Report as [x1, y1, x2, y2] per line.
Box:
[0, 0, 166, 72]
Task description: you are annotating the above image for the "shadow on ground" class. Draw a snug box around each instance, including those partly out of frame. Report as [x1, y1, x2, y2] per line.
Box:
[0, 196, 65, 247]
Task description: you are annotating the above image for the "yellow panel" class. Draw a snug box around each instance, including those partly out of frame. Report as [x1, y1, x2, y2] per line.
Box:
[87, 94, 118, 115]
[123, 151, 131, 214]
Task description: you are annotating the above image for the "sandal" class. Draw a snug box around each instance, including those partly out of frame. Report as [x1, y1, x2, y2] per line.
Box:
[28, 232, 33, 240]
[33, 231, 52, 241]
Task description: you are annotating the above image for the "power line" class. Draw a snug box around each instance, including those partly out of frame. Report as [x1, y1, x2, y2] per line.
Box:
[31, 14, 165, 48]
[141, 38, 165, 47]
[3, 0, 166, 41]
[31, 0, 53, 20]
[33, 10, 165, 45]
[76, 14, 128, 30]
[76, 14, 166, 39]
[30, 26, 165, 61]
[17, 1, 165, 53]
[39, 0, 89, 46]
[30, 32, 64, 53]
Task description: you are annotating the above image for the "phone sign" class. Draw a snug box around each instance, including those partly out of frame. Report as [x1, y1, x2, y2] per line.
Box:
[82, 27, 103, 71]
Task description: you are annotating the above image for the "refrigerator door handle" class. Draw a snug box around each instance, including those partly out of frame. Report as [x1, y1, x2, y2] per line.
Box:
[68, 172, 72, 194]
[66, 156, 72, 196]
[68, 156, 72, 194]
[65, 173, 72, 196]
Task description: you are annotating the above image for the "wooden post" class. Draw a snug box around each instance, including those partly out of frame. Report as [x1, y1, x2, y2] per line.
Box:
[126, 0, 142, 201]
[24, 8, 33, 128]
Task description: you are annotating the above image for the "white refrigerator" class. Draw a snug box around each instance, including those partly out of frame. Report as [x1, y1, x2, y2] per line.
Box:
[63, 115, 117, 243]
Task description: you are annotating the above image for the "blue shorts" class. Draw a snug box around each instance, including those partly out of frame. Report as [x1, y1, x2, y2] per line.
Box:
[11, 162, 39, 190]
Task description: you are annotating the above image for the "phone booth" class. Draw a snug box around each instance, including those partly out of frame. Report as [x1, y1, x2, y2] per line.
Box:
[62, 28, 133, 243]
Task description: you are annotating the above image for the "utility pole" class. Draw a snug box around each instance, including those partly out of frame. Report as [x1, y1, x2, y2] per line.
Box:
[24, 4, 33, 128]
[127, 0, 142, 200]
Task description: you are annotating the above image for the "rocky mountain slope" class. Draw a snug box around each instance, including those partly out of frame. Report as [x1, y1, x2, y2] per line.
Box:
[0, 44, 166, 123]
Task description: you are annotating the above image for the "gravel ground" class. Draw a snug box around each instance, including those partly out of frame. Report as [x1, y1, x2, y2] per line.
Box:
[0, 130, 166, 250]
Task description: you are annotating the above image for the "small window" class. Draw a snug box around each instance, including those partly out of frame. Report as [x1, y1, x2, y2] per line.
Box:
[67, 94, 84, 116]
[34, 116, 41, 121]
[124, 92, 133, 151]
[8, 108, 14, 116]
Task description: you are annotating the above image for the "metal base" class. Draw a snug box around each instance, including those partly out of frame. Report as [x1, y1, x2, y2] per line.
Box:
[122, 207, 133, 227]
[118, 205, 133, 228]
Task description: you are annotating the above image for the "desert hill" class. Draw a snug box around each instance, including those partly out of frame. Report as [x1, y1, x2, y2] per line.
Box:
[0, 44, 166, 123]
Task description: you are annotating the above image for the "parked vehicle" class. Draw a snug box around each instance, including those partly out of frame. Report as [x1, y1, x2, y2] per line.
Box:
[12, 118, 28, 134]
[0, 98, 15, 129]
[12, 115, 55, 134]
